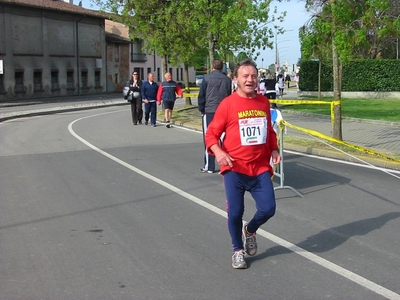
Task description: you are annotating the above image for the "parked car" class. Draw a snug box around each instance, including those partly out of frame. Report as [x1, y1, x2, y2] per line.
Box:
[123, 81, 129, 99]
[195, 75, 204, 87]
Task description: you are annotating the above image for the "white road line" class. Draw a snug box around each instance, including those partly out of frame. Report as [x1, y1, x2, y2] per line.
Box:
[285, 150, 400, 177]
[68, 111, 400, 300]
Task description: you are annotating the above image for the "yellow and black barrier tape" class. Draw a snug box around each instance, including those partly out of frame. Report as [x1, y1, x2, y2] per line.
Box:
[281, 120, 400, 163]
[270, 99, 341, 129]
[182, 93, 199, 98]
[270, 99, 331, 105]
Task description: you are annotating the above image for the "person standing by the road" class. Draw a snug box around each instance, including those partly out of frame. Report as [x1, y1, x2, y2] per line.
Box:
[142, 73, 158, 127]
[128, 71, 143, 125]
[265, 74, 277, 108]
[277, 73, 285, 99]
[258, 73, 267, 95]
[205, 58, 281, 269]
[227, 72, 237, 93]
[294, 73, 300, 91]
[198, 59, 232, 173]
[156, 72, 183, 128]
[285, 73, 291, 89]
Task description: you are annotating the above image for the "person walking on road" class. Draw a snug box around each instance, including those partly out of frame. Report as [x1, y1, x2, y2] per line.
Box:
[258, 73, 267, 96]
[277, 73, 285, 99]
[205, 58, 281, 269]
[265, 74, 277, 108]
[294, 73, 300, 91]
[198, 59, 232, 173]
[142, 73, 158, 127]
[128, 71, 143, 125]
[156, 72, 183, 128]
[285, 73, 291, 89]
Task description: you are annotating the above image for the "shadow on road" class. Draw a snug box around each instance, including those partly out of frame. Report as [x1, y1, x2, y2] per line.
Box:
[247, 211, 400, 266]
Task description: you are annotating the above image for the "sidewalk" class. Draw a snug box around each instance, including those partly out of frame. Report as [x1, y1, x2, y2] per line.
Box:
[1, 92, 399, 169]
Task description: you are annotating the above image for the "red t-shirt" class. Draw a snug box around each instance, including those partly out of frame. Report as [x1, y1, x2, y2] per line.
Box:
[205, 93, 279, 176]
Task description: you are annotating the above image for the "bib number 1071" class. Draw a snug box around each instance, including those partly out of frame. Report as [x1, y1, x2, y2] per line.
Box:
[238, 117, 267, 146]
[241, 126, 261, 137]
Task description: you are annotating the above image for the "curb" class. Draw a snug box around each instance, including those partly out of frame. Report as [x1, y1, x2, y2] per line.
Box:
[0, 100, 128, 123]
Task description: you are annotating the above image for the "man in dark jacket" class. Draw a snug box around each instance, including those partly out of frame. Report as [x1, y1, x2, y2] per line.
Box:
[142, 73, 158, 127]
[198, 59, 232, 173]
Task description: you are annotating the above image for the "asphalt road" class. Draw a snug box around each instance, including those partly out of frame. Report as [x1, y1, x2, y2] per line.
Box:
[1, 105, 400, 300]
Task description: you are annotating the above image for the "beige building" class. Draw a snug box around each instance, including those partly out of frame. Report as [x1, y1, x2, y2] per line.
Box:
[0, 0, 194, 101]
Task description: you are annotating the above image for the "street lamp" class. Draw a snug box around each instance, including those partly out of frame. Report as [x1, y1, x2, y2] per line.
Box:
[273, 25, 293, 67]
[275, 40, 290, 68]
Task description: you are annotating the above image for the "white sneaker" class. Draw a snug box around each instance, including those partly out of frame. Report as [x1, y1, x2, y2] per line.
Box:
[242, 223, 257, 256]
[232, 250, 247, 269]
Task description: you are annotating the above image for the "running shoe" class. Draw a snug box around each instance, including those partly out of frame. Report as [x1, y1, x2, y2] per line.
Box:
[243, 222, 257, 256]
[232, 250, 247, 269]
[199, 168, 214, 174]
[166, 123, 171, 128]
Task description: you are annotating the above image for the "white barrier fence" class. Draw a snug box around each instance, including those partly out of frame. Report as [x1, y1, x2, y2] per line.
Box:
[271, 109, 304, 198]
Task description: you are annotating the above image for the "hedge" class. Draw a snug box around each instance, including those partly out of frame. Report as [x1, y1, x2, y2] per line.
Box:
[299, 59, 400, 92]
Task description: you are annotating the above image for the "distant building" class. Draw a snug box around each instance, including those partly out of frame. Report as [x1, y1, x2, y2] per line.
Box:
[0, 0, 194, 101]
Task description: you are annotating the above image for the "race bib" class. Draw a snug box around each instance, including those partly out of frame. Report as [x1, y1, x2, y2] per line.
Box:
[238, 117, 267, 146]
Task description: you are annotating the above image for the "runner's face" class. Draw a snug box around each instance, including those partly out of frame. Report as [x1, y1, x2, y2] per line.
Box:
[235, 65, 257, 97]
[148, 74, 154, 82]
[165, 73, 172, 81]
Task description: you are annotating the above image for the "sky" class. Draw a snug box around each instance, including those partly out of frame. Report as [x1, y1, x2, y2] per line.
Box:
[256, 1, 311, 69]
[80, 0, 311, 70]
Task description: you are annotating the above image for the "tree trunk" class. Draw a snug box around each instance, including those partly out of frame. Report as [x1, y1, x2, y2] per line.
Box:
[332, 41, 343, 140]
[162, 55, 168, 78]
[318, 60, 321, 100]
[184, 63, 192, 105]
[161, 55, 168, 115]
[208, 32, 215, 74]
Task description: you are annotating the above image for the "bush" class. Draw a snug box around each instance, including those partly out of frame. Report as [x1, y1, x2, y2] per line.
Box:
[299, 59, 400, 92]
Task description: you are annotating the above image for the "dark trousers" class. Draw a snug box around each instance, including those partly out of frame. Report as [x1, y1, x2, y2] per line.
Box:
[224, 171, 276, 251]
[266, 92, 277, 108]
[144, 101, 157, 125]
[202, 113, 216, 172]
[130, 98, 143, 124]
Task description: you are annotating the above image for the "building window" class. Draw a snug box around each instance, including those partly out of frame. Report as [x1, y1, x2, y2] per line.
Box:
[15, 71, 24, 93]
[33, 71, 43, 92]
[51, 71, 59, 90]
[176, 68, 179, 81]
[95, 70, 101, 88]
[114, 44, 120, 62]
[169, 68, 172, 77]
[115, 73, 118, 85]
[130, 39, 147, 62]
[147, 67, 151, 77]
[67, 70, 74, 90]
[81, 70, 88, 88]
[0, 75, 4, 94]
[180, 68, 183, 81]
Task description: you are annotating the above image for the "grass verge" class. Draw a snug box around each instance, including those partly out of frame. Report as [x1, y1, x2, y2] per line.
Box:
[287, 96, 400, 122]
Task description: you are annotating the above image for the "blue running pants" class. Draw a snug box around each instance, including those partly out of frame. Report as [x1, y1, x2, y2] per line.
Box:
[223, 171, 276, 251]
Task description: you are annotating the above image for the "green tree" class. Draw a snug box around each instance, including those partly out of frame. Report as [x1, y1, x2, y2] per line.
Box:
[301, 0, 400, 140]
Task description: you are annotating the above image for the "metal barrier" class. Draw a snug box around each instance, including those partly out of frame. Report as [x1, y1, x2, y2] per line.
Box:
[271, 109, 304, 198]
